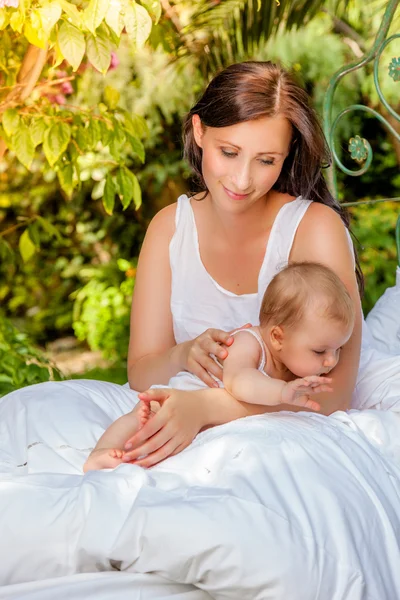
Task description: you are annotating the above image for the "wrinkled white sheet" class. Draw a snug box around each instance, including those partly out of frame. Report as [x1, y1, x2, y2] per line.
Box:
[1, 378, 400, 599]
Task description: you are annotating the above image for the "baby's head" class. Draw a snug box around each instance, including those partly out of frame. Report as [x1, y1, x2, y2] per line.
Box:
[259, 262, 355, 378]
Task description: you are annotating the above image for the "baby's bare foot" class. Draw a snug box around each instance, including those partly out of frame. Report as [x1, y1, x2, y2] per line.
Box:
[138, 400, 151, 428]
[83, 448, 125, 473]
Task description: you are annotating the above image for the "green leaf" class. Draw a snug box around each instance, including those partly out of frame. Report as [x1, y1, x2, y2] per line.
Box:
[86, 30, 112, 74]
[116, 166, 133, 209]
[58, 21, 86, 71]
[43, 122, 72, 167]
[83, 0, 109, 34]
[126, 132, 145, 162]
[30, 119, 47, 147]
[140, 0, 161, 23]
[36, 216, 63, 242]
[19, 230, 36, 263]
[123, 0, 152, 47]
[105, 0, 124, 36]
[2, 109, 20, 137]
[102, 174, 116, 214]
[24, 11, 48, 49]
[11, 124, 34, 170]
[98, 119, 111, 146]
[104, 85, 120, 110]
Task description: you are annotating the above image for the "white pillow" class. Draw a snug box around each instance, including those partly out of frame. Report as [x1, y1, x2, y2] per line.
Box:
[366, 266, 400, 355]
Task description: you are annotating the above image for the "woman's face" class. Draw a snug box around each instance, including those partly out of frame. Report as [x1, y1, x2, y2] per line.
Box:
[192, 114, 292, 212]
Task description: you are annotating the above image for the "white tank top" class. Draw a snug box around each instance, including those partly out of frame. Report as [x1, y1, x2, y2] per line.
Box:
[169, 194, 312, 344]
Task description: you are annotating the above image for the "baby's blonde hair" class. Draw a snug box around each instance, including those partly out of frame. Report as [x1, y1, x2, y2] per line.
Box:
[259, 262, 355, 331]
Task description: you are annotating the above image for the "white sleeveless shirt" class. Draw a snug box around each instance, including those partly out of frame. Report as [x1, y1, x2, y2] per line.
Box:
[169, 194, 312, 345]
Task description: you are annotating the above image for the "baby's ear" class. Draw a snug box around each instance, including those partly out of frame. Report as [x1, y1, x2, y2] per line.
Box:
[270, 325, 284, 351]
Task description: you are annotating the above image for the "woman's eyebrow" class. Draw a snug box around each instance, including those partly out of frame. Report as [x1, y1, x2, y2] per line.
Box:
[215, 139, 284, 155]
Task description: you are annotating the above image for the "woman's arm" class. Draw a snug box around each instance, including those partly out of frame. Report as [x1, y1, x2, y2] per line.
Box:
[127, 204, 188, 391]
[290, 202, 362, 414]
[128, 204, 235, 391]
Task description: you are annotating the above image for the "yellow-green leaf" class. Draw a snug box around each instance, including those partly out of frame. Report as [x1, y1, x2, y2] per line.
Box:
[30, 118, 47, 147]
[12, 124, 34, 170]
[126, 132, 145, 162]
[24, 11, 48, 49]
[57, 163, 74, 198]
[104, 85, 120, 110]
[131, 171, 142, 209]
[2, 109, 20, 137]
[123, 1, 152, 47]
[38, 2, 62, 36]
[117, 166, 133, 209]
[140, 0, 161, 23]
[83, 0, 109, 34]
[86, 30, 112, 74]
[0, 11, 10, 30]
[19, 229, 36, 263]
[10, 10, 24, 33]
[105, 0, 124, 36]
[103, 174, 116, 214]
[43, 122, 72, 167]
[58, 0, 81, 27]
[58, 20, 86, 71]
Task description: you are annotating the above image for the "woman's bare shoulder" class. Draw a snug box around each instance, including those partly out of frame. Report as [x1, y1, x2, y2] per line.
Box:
[146, 202, 177, 240]
[292, 201, 353, 267]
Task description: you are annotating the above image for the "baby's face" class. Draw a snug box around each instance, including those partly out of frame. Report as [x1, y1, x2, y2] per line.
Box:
[277, 314, 353, 378]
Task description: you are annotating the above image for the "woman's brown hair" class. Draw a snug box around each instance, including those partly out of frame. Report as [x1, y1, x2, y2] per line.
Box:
[183, 61, 363, 293]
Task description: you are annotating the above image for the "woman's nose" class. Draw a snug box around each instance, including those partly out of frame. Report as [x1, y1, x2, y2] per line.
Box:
[231, 162, 253, 191]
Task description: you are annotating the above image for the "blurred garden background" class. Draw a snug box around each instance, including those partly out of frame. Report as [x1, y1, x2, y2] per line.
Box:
[0, 0, 399, 395]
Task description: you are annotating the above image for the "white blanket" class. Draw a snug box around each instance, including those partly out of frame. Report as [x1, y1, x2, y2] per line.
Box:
[1, 379, 400, 599]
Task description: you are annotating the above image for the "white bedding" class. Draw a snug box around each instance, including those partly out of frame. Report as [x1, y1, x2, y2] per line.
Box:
[1, 377, 400, 599]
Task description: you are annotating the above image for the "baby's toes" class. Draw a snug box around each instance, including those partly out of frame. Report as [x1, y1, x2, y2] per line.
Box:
[109, 448, 123, 458]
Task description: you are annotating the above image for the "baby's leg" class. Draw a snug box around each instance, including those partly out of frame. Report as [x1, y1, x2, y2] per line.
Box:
[83, 401, 150, 472]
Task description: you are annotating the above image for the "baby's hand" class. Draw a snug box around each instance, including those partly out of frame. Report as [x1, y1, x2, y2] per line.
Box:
[281, 375, 333, 411]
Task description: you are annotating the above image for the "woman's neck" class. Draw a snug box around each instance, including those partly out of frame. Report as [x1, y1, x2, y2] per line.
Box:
[202, 190, 286, 238]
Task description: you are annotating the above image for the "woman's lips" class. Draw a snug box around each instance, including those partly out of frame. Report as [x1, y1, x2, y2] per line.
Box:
[222, 185, 251, 200]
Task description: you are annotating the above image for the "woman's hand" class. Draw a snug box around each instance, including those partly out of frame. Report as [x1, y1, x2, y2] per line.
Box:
[122, 388, 206, 468]
[184, 323, 252, 387]
[281, 376, 333, 411]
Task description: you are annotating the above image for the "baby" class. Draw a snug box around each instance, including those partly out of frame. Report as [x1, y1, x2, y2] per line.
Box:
[84, 262, 355, 472]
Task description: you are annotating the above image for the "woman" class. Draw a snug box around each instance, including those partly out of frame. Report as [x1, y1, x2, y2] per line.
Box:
[121, 60, 364, 466]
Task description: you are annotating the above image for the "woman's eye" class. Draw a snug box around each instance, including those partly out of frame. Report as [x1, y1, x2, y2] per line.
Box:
[221, 149, 237, 158]
[260, 159, 274, 166]
[313, 350, 325, 355]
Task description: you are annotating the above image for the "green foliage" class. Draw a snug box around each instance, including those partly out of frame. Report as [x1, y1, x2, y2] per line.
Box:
[72, 258, 136, 360]
[0, 0, 160, 261]
[350, 202, 399, 315]
[0, 312, 63, 397]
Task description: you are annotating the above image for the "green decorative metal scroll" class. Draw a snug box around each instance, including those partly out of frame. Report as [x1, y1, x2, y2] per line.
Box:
[323, 0, 400, 264]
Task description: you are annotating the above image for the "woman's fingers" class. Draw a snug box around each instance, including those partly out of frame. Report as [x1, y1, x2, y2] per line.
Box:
[133, 438, 181, 468]
[123, 424, 174, 462]
[124, 409, 166, 449]
[192, 364, 220, 388]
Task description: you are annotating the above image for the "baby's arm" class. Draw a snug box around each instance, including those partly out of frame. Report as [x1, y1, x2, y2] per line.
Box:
[223, 332, 285, 405]
[223, 332, 330, 410]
